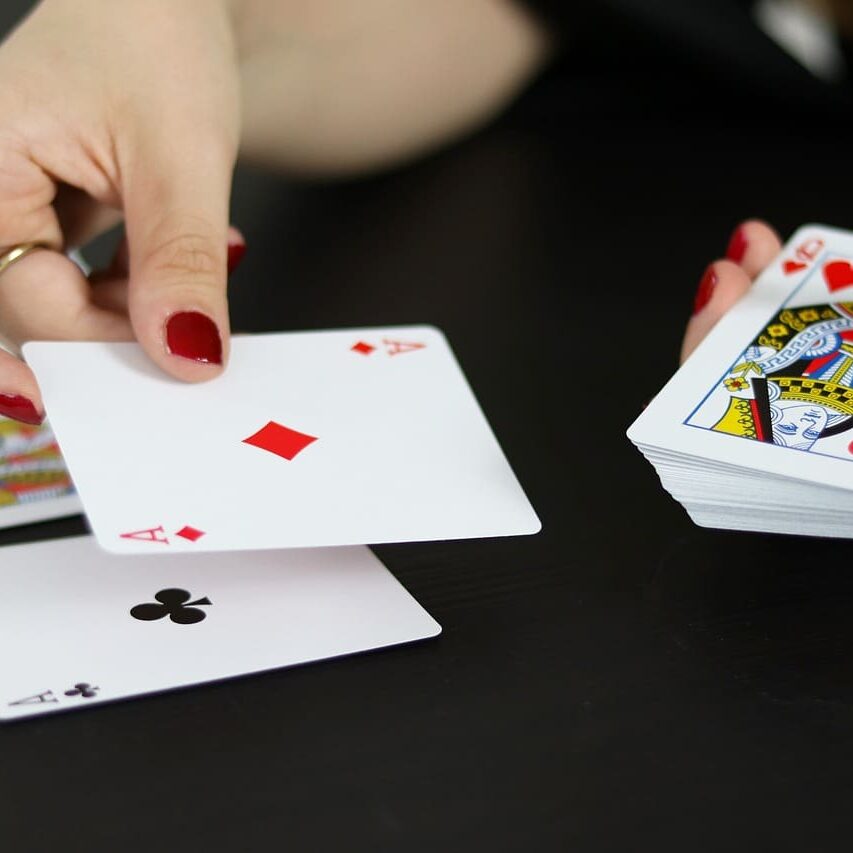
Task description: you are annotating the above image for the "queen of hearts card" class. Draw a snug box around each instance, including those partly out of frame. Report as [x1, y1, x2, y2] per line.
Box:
[688, 302, 853, 456]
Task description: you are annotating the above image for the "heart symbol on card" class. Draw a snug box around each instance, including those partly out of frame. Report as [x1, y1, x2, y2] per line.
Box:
[783, 259, 807, 275]
[823, 260, 853, 292]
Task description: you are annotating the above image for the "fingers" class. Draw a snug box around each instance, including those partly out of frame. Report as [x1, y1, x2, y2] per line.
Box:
[0, 250, 132, 344]
[0, 212, 245, 424]
[226, 225, 247, 273]
[680, 260, 752, 363]
[723, 219, 782, 279]
[122, 127, 237, 383]
[0, 348, 44, 425]
[90, 225, 245, 317]
[680, 220, 783, 363]
[0, 143, 63, 252]
[0, 250, 133, 423]
[53, 184, 123, 250]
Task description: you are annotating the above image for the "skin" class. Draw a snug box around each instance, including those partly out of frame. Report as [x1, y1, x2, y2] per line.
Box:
[811, 0, 853, 35]
[0, 2, 839, 423]
[0, 0, 550, 420]
[681, 220, 783, 364]
[682, 0, 853, 357]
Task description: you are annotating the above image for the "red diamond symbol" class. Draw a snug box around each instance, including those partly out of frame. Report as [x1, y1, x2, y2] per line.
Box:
[351, 341, 375, 355]
[176, 525, 205, 542]
[242, 421, 318, 461]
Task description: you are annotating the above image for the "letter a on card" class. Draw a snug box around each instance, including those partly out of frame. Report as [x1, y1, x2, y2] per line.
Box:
[9, 691, 57, 706]
[383, 339, 426, 357]
[120, 525, 170, 544]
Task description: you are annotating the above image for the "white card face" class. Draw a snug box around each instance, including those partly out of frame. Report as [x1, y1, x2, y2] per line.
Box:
[0, 535, 440, 720]
[25, 326, 540, 554]
[629, 224, 853, 490]
[0, 417, 81, 529]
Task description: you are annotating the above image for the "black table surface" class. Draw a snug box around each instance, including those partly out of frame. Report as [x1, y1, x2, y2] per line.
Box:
[7, 8, 853, 852]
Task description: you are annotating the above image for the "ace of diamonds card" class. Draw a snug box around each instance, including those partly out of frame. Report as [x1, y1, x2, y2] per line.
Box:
[24, 326, 540, 554]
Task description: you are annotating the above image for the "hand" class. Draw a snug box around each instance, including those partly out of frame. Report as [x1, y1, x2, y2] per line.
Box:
[0, 0, 242, 425]
[680, 220, 783, 364]
[0, 0, 547, 426]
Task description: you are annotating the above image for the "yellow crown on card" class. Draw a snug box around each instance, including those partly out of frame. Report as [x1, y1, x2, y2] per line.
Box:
[774, 377, 853, 415]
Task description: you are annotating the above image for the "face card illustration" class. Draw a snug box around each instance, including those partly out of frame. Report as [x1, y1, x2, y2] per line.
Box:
[687, 300, 853, 457]
[0, 417, 82, 529]
[24, 326, 541, 554]
[0, 536, 440, 721]
[628, 225, 853, 494]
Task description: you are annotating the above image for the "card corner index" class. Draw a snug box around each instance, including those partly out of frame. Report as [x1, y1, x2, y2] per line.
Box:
[785, 222, 834, 250]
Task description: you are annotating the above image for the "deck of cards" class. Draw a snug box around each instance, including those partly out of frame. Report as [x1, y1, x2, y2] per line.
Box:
[0, 417, 80, 528]
[629, 224, 853, 539]
[1, 325, 540, 720]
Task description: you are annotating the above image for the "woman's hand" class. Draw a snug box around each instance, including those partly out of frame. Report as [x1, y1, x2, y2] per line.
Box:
[680, 220, 784, 364]
[0, 0, 548, 425]
[0, 0, 241, 424]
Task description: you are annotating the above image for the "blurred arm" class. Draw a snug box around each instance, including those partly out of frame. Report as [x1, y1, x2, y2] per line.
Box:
[234, 0, 553, 175]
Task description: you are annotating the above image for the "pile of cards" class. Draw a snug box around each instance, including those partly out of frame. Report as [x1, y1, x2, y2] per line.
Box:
[0, 417, 80, 528]
[629, 224, 853, 538]
[2, 325, 540, 720]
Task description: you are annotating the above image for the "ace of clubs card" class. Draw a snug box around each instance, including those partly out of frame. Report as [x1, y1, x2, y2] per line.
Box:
[0, 535, 440, 720]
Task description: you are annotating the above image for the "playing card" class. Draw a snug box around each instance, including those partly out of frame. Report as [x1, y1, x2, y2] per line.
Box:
[0, 417, 81, 529]
[0, 535, 440, 720]
[24, 326, 540, 554]
[629, 224, 853, 495]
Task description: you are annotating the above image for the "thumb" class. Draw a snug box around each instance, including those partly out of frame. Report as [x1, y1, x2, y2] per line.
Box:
[122, 130, 235, 382]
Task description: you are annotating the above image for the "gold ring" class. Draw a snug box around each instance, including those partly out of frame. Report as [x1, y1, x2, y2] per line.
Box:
[0, 242, 52, 278]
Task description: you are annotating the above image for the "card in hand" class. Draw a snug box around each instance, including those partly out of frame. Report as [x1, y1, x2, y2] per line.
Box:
[629, 224, 853, 537]
[0, 535, 440, 720]
[24, 326, 540, 554]
[0, 417, 81, 529]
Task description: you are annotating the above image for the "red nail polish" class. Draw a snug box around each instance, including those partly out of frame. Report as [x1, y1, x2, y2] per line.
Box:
[227, 241, 246, 274]
[165, 312, 223, 364]
[693, 265, 718, 315]
[725, 226, 748, 264]
[0, 393, 43, 425]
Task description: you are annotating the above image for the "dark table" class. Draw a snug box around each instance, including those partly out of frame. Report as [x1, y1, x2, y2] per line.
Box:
[5, 4, 853, 851]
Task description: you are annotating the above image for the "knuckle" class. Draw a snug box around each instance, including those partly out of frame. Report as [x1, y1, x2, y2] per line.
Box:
[0, 140, 52, 245]
[145, 229, 222, 283]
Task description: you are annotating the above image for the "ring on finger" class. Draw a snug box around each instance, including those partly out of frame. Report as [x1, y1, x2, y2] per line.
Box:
[0, 243, 52, 278]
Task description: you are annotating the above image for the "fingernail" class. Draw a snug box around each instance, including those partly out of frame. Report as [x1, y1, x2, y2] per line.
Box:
[165, 311, 223, 364]
[725, 225, 748, 264]
[0, 393, 43, 425]
[692, 265, 718, 316]
[227, 240, 246, 274]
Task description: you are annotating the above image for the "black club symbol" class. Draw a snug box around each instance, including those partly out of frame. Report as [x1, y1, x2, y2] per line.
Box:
[130, 588, 212, 625]
[65, 683, 99, 699]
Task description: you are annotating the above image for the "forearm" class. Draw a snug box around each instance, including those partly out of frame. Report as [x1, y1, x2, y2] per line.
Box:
[232, 0, 553, 176]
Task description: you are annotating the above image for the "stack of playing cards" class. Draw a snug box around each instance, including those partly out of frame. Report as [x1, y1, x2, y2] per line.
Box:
[1, 325, 540, 719]
[0, 417, 80, 528]
[629, 224, 853, 539]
